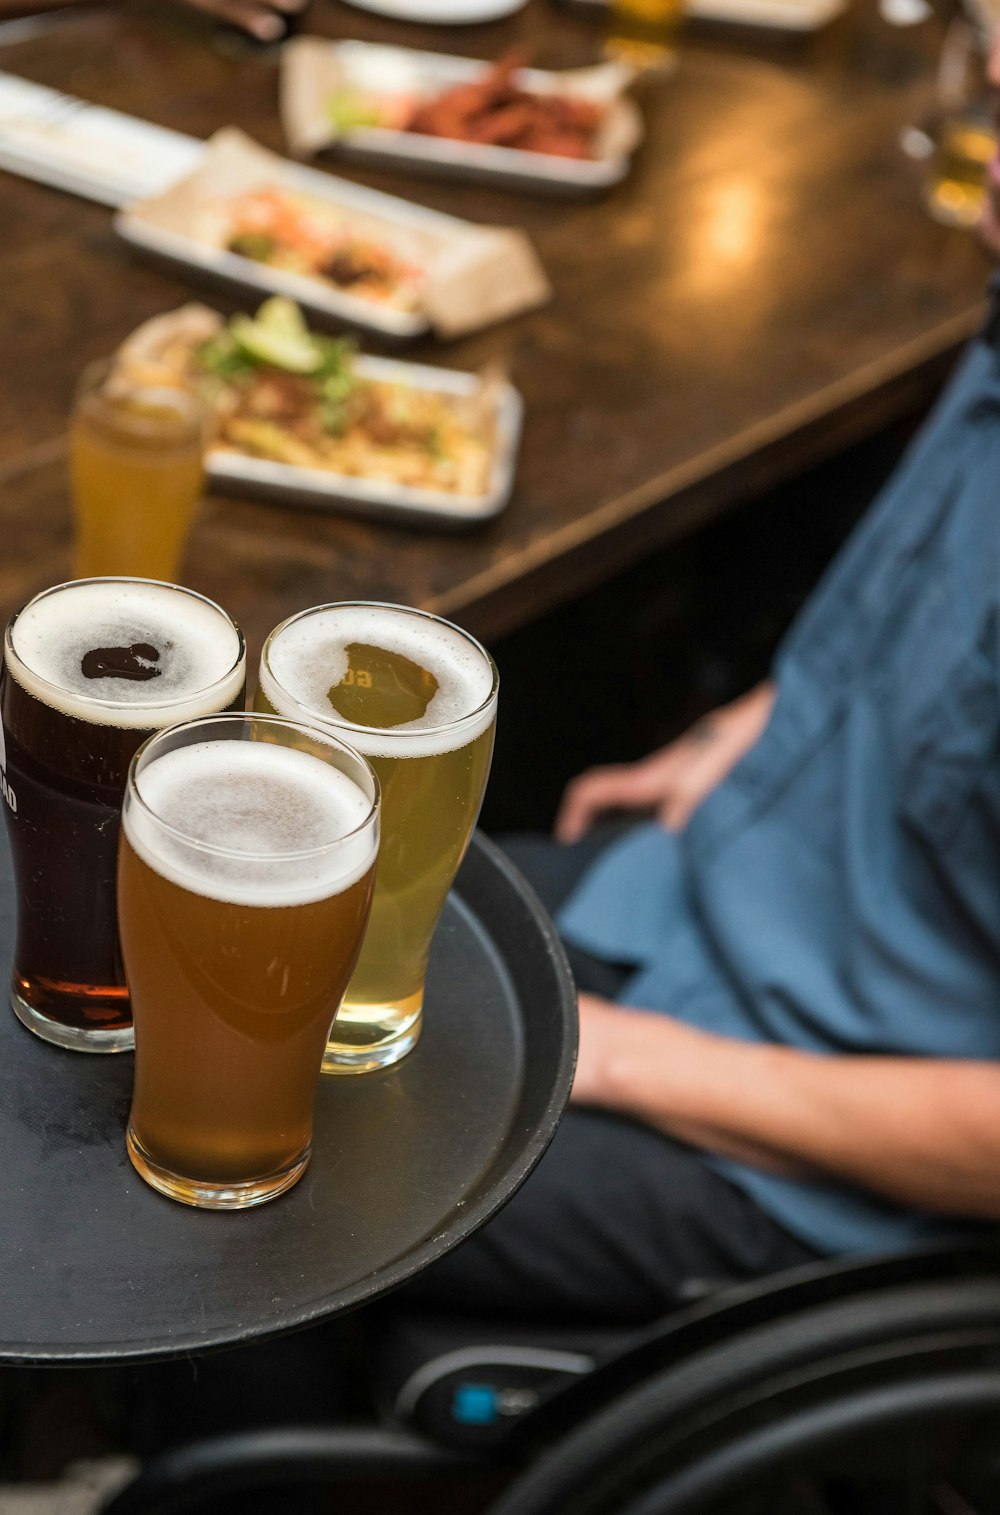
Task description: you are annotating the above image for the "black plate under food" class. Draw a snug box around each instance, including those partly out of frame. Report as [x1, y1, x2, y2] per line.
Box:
[0, 830, 576, 1364]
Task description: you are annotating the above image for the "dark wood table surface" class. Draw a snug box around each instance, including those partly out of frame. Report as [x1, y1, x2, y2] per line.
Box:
[0, 0, 991, 661]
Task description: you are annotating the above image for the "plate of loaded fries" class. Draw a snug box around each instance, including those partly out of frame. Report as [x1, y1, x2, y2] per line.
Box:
[281, 38, 643, 194]
[112, 296, 523, 529]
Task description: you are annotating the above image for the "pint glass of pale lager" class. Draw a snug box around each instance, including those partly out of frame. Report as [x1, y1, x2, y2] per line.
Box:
[256, 603, 498, 1073]
[119, 712, 379, 1207]
[0, 579, 246, 1052]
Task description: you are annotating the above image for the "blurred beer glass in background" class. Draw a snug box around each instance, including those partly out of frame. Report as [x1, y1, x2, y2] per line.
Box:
[71, 359, 207, 582]
[923, 11, 997, 227]
[255, 602, 498, 1075]
[606, 0, 682, 70]
[0, 579, 246, 1052]
[119, 712, 379, 1208]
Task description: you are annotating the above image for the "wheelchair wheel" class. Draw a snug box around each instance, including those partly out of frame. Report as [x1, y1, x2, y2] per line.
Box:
[484, 1276, 1000, 1515]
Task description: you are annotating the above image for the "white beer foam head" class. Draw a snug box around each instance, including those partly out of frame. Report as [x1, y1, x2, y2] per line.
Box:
[125, 739, 377, 907]
[7, 580, 244, 729]
[261, 605, 496, 759]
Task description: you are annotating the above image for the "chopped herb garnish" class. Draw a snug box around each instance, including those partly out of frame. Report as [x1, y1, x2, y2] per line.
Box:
[227, 233, 277, 263]
[326, 89, 382, 134]
[196, 332, 256, 381]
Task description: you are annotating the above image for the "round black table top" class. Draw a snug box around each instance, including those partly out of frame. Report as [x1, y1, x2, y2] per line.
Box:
[0, 828, 576, 1364]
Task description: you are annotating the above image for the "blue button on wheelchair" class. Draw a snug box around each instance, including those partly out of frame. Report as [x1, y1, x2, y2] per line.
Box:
[452, 1383, 499, 1426]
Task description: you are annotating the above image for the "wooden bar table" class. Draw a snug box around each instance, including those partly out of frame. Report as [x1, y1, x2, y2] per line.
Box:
[0, 0, 990, 663]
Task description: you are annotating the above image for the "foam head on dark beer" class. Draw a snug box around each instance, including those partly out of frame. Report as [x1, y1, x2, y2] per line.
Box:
[8, 580, 244, 728]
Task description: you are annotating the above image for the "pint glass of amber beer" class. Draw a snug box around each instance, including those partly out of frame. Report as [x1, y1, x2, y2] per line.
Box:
[255, 602, 498, 1074]
[119, 713, 379, 1208]
[0, 579, 246, 1052]
[71, 359, 207, 583]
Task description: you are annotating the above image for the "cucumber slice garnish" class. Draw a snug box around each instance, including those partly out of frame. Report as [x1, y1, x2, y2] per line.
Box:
[230, 297, 323, 375]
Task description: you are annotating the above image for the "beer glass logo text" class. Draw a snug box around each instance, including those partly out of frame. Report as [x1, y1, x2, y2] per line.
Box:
[0, 721, 16, 814]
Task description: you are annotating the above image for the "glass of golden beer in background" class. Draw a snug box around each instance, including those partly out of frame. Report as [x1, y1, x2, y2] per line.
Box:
[922, 15, 996, 230]
[606, 0, 682, 70]
[71, 359, 207, 582]
[119, 712, 379, 1208]
[0, 579, 246, 1053]
[256, 602, 498, 1074]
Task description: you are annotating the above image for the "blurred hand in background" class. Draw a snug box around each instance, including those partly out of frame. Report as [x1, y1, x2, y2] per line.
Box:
[179, 0, 309, 41]
[554, 679, 776, 842]
[0, 0, 309, 40]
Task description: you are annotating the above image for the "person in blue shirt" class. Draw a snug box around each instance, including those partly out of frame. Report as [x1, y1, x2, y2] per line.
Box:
[413, 44, 1000, 1327]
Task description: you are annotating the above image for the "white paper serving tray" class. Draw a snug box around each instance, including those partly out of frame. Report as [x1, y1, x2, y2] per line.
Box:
[115, 130, 550, 342]
[207, 354, 523, 530]
[281, 39, 643, 195]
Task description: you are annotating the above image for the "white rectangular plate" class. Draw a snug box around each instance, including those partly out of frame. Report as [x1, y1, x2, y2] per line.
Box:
[294, 41, 642, 195]
[207, 354, 523, 530]
[0, 72, 201, 206]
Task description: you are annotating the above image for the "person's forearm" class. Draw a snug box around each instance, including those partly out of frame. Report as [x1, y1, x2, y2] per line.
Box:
[601, 1017, 1000, 1218]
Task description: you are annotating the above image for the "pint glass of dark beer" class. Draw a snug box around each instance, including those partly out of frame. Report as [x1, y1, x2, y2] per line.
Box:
[255, 603, 498, 1074]
[0, 579, 246, 1053]
[119, 713, 380, 1208]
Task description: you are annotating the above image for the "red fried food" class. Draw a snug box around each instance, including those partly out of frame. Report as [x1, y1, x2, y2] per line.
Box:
[403, 52, 603, 159]
[523, 130, 592, 159]
[467, 101, 541, 147]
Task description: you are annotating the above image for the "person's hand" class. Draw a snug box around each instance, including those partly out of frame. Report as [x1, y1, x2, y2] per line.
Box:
[571, 993, 806, 1176]
[554, 680, 775, 843]
[180, 0, 308, 41]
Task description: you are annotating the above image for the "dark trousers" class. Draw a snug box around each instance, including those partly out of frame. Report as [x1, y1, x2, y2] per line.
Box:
[407, 829, 819, 1325]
